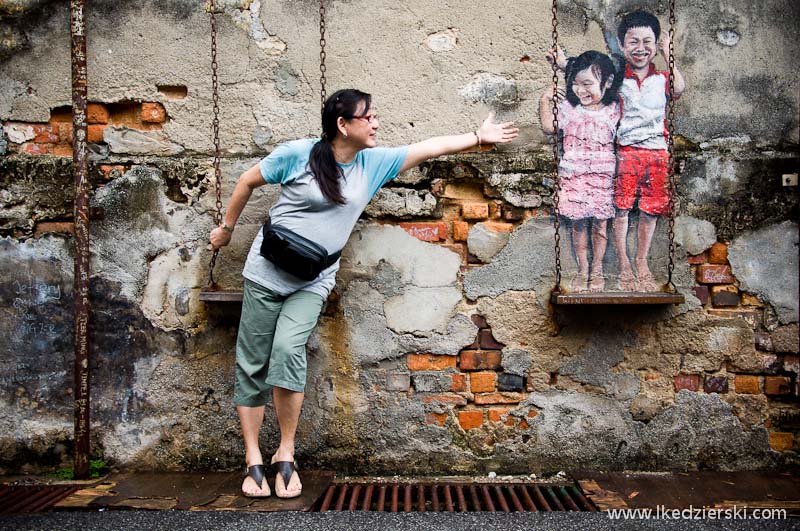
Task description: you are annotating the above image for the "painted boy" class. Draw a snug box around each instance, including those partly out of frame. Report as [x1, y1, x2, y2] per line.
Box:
[612, 10, 685, 290]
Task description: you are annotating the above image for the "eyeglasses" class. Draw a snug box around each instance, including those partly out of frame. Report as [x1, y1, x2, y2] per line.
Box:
[351, 114, 379, 124]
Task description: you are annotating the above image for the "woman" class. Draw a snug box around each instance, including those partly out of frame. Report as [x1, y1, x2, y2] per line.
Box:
[209, 89, 518, 499]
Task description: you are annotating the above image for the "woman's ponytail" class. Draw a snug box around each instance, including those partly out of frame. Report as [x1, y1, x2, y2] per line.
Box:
[308, 89, 371, 205]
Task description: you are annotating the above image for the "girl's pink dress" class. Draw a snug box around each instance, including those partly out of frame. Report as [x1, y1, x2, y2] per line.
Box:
[557, 101, 620, 220]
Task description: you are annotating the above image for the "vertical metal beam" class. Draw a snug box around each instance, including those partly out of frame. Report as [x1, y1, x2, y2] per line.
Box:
[70, 0, 90, 480]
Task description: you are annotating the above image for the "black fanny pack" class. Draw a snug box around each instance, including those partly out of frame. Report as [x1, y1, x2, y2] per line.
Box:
[260, 219, 341, 281]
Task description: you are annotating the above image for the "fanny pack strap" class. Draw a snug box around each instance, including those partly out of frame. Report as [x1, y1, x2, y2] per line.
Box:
[265, 218, 341, 268]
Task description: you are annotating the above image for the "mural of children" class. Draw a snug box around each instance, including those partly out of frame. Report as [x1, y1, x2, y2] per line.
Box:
[613, 10, 685, 291]
[539, 51, 622, 292]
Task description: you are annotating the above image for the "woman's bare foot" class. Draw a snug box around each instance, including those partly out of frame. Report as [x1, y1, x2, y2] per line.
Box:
[271, 451, 302, 498]
[242, 462, 271, 497]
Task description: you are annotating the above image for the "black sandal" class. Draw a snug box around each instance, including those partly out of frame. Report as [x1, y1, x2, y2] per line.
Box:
[270, 460, 302, 499]
[242, 464, 271, 498]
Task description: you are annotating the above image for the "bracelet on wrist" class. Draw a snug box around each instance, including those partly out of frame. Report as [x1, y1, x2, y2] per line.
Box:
[474, 130, 482, 146]
[221, 223, 234, 233]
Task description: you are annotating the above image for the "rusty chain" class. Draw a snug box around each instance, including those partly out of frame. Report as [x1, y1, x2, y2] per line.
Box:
[207, 0, 222, 287]
[550, 0, 563, 293]
[666, 0, 677, 291]
[319, 0, 327, 115]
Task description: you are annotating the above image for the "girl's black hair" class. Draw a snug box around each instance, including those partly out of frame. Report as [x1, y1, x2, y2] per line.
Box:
[308, 88, 372, 205]
[564, 50, 622, 107]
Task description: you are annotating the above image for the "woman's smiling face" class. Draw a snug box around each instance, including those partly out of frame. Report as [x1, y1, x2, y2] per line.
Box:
[621, 26, 657, 70]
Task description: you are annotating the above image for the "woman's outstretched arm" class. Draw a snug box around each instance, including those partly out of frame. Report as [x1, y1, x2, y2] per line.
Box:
[399, 113, 518, 173]
[209, 164, 266, 249]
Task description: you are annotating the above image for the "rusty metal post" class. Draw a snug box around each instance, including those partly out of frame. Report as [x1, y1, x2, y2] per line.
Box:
[70, 0, 90, 480]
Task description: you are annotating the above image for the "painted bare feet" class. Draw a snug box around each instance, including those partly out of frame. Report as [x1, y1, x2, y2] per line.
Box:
[271, 452, 302, 499]
[618, 271, 637, 292]
[242, 462, 271, 498]
[635, 260, 658, 291]
[588, 274, 605, 292]
[569, 272, 589, 293]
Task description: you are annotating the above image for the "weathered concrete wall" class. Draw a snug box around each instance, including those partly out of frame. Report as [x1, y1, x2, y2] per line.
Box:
[1, 0, 798, 474]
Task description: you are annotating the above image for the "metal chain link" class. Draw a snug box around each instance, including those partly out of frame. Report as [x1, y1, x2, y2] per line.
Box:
[207, 0, 222, 287]
[550, 0, 563, 293]
[319, 0, 327, 116]
[666, 0, 677, 291]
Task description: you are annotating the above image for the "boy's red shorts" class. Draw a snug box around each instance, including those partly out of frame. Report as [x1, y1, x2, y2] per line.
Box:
[614, 146, 671, 216]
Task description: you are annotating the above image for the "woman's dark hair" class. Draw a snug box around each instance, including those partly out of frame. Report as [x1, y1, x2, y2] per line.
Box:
[308, 88, 372, 205]
[564, 50, 622, 107]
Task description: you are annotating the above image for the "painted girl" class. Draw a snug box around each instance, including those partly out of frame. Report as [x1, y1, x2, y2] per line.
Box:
[539, 50, 622, 292]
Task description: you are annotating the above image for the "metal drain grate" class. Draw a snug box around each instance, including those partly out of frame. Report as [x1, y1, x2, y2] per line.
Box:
[313, 482, 597, 512]
[0, 485, 79, 514]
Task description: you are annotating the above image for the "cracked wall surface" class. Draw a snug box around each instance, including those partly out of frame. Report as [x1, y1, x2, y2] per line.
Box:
[0, 0, 798, 474]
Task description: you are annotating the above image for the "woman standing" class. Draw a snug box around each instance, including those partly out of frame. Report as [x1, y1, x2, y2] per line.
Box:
[209, 89, 518, 499]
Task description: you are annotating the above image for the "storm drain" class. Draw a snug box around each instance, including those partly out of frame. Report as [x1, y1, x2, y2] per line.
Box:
[313, 482, 597, 512]
[0, 485, 78, 514]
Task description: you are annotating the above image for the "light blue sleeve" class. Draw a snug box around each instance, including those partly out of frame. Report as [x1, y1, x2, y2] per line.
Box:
[362, 145, 410, 198]
[258, 139, 316, 184]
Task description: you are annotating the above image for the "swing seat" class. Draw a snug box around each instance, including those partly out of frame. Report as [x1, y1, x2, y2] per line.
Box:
[551, 291, 684, 305]
[199, 288, 244, 302]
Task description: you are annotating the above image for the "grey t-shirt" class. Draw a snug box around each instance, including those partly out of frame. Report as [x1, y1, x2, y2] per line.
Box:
[242, 138, 409, 298]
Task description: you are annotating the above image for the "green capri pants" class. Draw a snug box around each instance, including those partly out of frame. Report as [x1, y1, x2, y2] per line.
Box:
[234, 278, 325, 406]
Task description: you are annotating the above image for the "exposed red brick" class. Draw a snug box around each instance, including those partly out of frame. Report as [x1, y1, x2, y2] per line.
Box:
[527, 409, 539, 417]
[458, 410, 484, 430]
[692, 286, 709, 305]
[459, 350, 502, 371]
[452, 221, 470, 242]
[86, 103, 110, 124]
[33, 124, 59, 143]
[711, 285, 739, 308]
[450, 373, 467, 392]
[687, 252, 706, 265]
[483, 221, 514, 233]
[51, 145, 73, 157]
[22, 143, 50, 155]
[99, 165, 126, 179]
[470, 372, 497, 393]
[696, 264, 735, 284]
[764, 376, 791, 396]
[703, 375, 729, 394]
[706, 309, 761, 328]
[443, 182, 484, 200]
[422, 394, 468, 407]
[734, 375, 760, 394]
[473, 392, 523, 405]
[518, 418, 529, 429]
[470, 314, 488, 329]
[87, 124, 106, 143]
[425, 412, 447, 426]
[141, 102, 167, 123]
[488, 407, 512, 423]
[479, 329, 505, 350]
[708, 242, 729, 265]
[407, 354, 456, 371]
[674, 374, 700, 392]
[34, 222, 74, 238]
[769, 432, 795, 452]
[399, 222, 447, 242]
[503, 206, 526, 222]
[488, 201, 502, 219]
[57, 122, 73, 144]
[461, 202, 489, 220]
